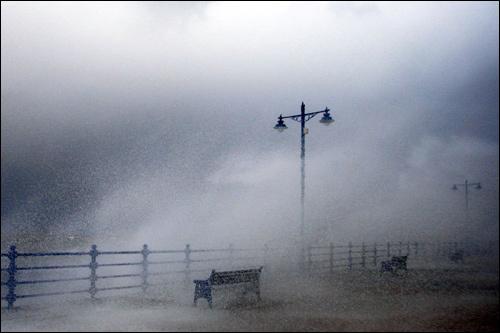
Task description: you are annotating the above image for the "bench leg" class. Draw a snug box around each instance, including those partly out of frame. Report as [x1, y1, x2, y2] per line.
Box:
[194, 282, 201, 306]
[255, 281, 261, 301]
[205, 288, 212, 309]
[194, 282, 213, 308]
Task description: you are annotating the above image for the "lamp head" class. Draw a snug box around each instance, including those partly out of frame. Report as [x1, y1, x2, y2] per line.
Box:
[319, 107, 334, 125]
[274, 114, 287, 132]
[476, 183, 481, 190]
[452, 184, 458, 191]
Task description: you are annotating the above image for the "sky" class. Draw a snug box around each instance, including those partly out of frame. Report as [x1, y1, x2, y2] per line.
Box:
[1, 1, 499, 251]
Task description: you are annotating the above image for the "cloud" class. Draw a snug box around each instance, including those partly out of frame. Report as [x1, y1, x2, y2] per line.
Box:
[1, 2, 498, 250]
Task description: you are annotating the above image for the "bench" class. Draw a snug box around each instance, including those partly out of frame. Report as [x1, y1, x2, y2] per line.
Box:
[380, 256, 408, 274]
[449, 249, 464, 263]
[193, 267, 263, 308]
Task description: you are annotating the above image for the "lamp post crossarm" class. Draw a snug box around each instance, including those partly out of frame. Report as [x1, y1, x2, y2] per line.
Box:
[281, 109, 329, 122]
[453, 182, 481, 188]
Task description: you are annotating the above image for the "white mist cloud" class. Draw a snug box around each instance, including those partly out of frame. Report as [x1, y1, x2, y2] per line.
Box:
[1, 1, 498, 251]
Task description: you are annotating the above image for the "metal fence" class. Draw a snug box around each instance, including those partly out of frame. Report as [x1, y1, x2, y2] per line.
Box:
[1, 240, 497, 309]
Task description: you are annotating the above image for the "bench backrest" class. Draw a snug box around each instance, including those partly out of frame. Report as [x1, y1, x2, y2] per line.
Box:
[209, 267, 262, 285]
[391, 256, 407, 266]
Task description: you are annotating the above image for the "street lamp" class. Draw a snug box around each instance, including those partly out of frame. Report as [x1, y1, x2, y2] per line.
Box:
[452, 179, 481, 246]
[451, 179, 482, 211]
[274, 102, 334, 252]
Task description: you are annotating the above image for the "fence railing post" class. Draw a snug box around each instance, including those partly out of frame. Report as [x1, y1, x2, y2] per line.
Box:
[300, 244, 305, 272]
[6, 245, 17, 310]
[228, 243, 234, 268]
[373, 242, 377, 267]
[141, 244, 150, 293]
[414, 242, 418, 257]
[453, 241, 458, 254]
[89, 244, 98, 299]
[184, 244, 191, 284]
[263, 243, 270, 273]
[348, 242, 353, 270]
[329, 243, 334, 274]
[307, 245, 312, 272]
[387, 242, 391, 258]
[398, 241, 402, 256]
[407, 241, 410, 256]
[361, 242, 366, 268]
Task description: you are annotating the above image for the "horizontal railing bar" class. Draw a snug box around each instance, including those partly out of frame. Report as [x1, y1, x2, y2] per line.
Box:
[148, 268, 208, 276]
[98, 262, 142, 267]
[16, 252, 89, 257]
[308, 252, 330, 256]
[190, 258, 229, 263]
[149, 250, 188, 254]
[262, 247, 296, 252]
[309, 245, 361, 250]
[16, 289, 89, 298]
[309, 252, 370, 258]
[98, 251, 141, 255]
[17, 264, 90, 270]
[148, 260, 186, 265]
[232, 256, 263, 261]
[97, 285, 143, 292]
[189, 249, 230, 253]
[16, 277, 89, 285]
[146, 282, 168, 287]
[97, 273, 142, 279]
[148, 271, 185, 276]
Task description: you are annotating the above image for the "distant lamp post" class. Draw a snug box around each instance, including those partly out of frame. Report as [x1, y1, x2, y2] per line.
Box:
[274, 102, 335, 251]
[452, 179, 482, 244]
[451, 179, 482, 211]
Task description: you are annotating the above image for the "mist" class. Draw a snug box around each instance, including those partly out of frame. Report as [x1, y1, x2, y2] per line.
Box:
[2, 1, 498, 249]
[1, 2, 499, 332]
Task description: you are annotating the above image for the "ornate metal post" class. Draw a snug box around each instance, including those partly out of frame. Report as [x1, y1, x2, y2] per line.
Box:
[6, 245, 17, 310]
[141, 244, 150, 293]
[184, 244, 191, 284]
[89, 244, 98, 299]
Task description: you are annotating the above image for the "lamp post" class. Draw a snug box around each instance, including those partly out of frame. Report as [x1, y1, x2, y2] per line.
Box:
[452, 179, 481, 212]
[452, 179, 481, 245]
[274, 102, 334, 256]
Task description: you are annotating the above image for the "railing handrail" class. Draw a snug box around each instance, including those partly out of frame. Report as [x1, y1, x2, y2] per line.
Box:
[0, 241, 454, 257]
[2, 240, 497, 309]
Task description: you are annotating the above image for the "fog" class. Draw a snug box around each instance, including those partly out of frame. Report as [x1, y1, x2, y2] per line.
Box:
[1, 2, 499, 331]
[1, 1, 498, 251]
